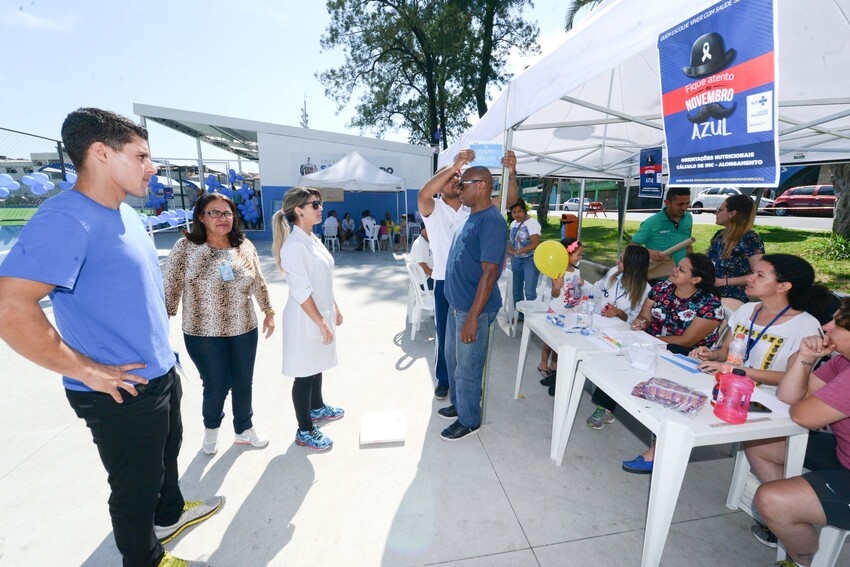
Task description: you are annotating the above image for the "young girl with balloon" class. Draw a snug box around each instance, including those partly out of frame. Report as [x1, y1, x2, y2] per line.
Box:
[537, 238, 584, 396]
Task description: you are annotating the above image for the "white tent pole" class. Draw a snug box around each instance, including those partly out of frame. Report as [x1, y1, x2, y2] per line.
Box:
[618, 164, 633, 257]
[500, 128, 514, 214]
[577, 179, 586, 241]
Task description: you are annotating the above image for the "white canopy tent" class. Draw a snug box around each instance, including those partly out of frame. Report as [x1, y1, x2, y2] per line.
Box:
[439, 0, 850, 191]
[300, 150, 410, 246]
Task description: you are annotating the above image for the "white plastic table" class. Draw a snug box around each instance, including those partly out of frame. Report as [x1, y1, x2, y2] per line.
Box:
[514, 312, 629, 462]
[569, 353, 809, 567]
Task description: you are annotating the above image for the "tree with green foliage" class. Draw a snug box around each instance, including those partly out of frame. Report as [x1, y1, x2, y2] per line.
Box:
[830, 163, 850, 238]
[564, 0, 602, 31]
[318, 0, 539, 149]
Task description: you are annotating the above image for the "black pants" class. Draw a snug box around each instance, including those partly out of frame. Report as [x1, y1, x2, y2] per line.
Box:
[292, 373, 325, 432]
[66, 369, 184, 567]
[592, 386, 617, 412]
[184, 328, 258, 434]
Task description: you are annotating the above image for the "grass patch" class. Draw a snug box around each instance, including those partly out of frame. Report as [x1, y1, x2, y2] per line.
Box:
[540, 218, 848, 293]
[0, 207, 38, 226]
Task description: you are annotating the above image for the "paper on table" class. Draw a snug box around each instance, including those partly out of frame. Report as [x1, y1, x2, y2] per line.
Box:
[586, 335, 620, 351]
[659, 352, 703, 374]
[607, 330, 666, 347]
[592, 316, 623, 329]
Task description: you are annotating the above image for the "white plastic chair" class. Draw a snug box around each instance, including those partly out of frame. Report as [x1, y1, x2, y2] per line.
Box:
[727, 451, 849, 567]
[508, 277, 550, 337]
[812, 526, 850, 567]
[406, 262, 435, 339]
[363, 224, 380, 252]
[407, 222, 422, 241]
[323, 224, 339, 252]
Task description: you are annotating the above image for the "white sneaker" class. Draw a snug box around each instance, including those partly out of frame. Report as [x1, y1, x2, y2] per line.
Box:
[234, 427, 269, 448]
[202, 428, 219, 455]
[155, 496, 223, 543]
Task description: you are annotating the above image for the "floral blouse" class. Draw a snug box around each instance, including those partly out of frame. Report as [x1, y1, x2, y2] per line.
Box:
[647, 280, 724, 348]
[707, 229, 764, 302]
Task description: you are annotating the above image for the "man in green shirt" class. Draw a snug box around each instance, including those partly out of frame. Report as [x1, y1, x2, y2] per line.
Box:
[630, 187, 693, 278]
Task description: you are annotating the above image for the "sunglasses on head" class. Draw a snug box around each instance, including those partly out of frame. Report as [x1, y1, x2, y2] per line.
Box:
[300, 199, 322, 210]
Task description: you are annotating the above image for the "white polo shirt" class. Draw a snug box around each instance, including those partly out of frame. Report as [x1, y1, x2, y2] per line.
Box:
[421, 197, 470, 280]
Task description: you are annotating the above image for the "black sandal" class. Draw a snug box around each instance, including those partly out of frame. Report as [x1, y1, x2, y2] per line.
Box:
[538, 367, 556, 386]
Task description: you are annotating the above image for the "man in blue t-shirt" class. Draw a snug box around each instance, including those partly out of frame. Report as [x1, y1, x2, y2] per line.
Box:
[0, 108, 219, 567]
[440, 166, 507, 441]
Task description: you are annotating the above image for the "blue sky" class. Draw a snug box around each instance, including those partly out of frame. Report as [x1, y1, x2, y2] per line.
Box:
[1, 0, 568, 164]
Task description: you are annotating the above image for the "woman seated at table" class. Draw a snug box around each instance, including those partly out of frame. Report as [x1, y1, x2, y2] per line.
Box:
[690, 254, 827, 391]
[622, 253, 724, 473]
[707, 194, 765, 303]
[585, 245, 650, 429]
[746, 298, 850, 567]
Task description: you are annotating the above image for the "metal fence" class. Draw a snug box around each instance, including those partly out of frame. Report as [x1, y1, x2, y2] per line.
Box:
[0, 127, 263, 231]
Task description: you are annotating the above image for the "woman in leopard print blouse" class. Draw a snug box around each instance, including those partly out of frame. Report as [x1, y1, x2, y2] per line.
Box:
[163, 193, 274, 455]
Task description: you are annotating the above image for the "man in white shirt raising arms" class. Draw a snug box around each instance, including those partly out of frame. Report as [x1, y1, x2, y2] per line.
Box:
[418, 149, 517, 400]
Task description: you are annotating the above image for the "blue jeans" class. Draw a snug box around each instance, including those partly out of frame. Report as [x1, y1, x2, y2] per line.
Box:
[184, 328, 258, 434]
[511, 255, 539, 305]
[445, 308, 497, 428]
[433, 280, 449, 388]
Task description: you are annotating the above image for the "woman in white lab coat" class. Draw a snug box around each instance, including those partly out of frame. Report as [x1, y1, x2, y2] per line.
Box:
[272, 187, 344, 451]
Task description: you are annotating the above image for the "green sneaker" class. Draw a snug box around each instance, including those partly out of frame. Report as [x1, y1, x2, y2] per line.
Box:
[586, 407, 615, 430]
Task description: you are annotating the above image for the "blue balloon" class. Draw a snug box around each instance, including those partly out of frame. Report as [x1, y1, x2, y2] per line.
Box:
[0, 173, 13, 187]
[145, 201, 153, 208]
[0, 187, 9, 198]
[10, 181, 20, 191]
[31, 185, 47, 195]
[237, 203, 245, 211]
[248, 188, 254, 195]
[44, 181, 55, 190]
[59, 181, 74, 190]
[21, 175, 35, 186]
[66, 172, 77, 183]
[150, 175, 159, 183]
[32, 172, 49, 183]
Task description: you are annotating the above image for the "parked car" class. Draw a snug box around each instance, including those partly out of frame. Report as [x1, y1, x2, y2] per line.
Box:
[690, 187, 774, 214]
[563, 197, 591, 211]
[765, 184, 835, 216]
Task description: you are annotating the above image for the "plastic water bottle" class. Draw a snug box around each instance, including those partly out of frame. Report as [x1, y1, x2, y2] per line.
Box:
[576, 295, 592, 328]
[586, 294, 596, 326]
[714, 368, 754, 424]
[727, 332, 747, 367]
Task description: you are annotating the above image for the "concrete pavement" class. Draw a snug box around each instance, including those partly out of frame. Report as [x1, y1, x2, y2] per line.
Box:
[1, 232, 846, 566]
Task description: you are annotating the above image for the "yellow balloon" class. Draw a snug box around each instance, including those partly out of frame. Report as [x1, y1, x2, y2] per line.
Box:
[534, 240, 569, 279]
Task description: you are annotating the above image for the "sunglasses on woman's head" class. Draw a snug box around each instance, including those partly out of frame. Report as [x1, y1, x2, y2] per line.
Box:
[300, 199, 322, 210]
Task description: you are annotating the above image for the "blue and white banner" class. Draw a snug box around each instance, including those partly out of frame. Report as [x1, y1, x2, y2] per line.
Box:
[639, 147, 663, 198]
[658, 0, 779, 187]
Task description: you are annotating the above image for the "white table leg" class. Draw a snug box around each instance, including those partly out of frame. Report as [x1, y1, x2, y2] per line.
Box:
[726, 448, 751, 510]
[514, 322, 532, 399]
[549, 345, 579, 462]
[642, 422, 694, 567]
[555, 355, 587, 466]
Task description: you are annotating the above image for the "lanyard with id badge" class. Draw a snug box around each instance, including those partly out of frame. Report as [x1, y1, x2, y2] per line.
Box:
[219, 261, 235, 281]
